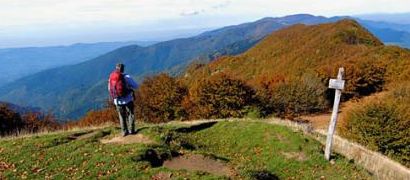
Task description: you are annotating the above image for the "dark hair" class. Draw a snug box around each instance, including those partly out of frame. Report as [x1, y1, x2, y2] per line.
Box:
[116, 63, 124, 72]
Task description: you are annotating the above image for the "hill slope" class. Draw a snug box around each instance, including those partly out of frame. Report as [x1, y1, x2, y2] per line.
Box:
[185, 19, 410, 97]
[0, 41, 156, 86]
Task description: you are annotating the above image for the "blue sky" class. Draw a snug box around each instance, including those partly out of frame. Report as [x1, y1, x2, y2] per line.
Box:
[1, 0, 410, 48]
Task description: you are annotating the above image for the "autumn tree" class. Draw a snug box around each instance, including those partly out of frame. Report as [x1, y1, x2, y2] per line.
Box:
[186, 73, 256, 119]
[0, 104, 23, 136]
[21, 112, 60, 133]
[135, 73, 187, 123]
[256, 74, 328, 118]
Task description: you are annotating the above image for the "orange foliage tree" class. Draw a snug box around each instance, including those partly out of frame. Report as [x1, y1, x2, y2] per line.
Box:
[317, 59, 387, 101]
[185, 73, 256, 119]
[21, 112, 60, 133]
[135, 73, 187, 123]
[255, 74, 329, 118]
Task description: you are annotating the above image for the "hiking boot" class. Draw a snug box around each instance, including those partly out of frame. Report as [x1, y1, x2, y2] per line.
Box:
[122, 132, 129, 137]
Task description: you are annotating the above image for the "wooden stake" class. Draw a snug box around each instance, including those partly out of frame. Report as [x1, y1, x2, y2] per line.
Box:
[325, 67, 345, 160]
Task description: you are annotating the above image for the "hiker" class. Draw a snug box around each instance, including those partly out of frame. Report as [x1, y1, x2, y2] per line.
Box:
[108, 63, 138, 136]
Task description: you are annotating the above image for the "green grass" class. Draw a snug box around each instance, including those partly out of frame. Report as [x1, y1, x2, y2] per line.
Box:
[0, 121, 372, 179]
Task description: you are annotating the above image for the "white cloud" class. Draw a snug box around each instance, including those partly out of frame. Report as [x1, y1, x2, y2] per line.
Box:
[0, 0, 409, 47]
[1, 0, 407, 28]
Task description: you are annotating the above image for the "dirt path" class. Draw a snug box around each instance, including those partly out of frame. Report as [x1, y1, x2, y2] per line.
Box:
[300, 92, 386, 130]
[100, 134, 154, 145]
[163, 154, 235, 177]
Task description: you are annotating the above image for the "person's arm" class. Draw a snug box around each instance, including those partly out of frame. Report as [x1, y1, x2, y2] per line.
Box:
[124, 74, 138, 90]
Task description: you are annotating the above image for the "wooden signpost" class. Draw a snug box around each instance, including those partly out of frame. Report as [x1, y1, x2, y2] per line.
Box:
[325, 67, 345, 160]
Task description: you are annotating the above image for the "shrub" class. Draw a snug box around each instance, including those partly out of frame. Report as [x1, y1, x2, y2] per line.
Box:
[0, 105, 23, 136]
[1, 104, 61, 135]
[135, 73, 187, 123]
[21, 112, 60, 133]
[256, 75, 329, 118]
[186, 73, 256, 119]
[340, 83, 410, 167]
[317, 60, 386, 101]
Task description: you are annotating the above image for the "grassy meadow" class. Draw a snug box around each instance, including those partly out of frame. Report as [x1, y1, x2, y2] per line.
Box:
[0, 120, 372, 179]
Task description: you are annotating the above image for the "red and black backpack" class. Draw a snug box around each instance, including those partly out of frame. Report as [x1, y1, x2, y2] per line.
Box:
[109, 70, 130, 99]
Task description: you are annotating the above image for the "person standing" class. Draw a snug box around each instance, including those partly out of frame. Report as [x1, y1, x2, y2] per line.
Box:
[108, 63, 138, 136]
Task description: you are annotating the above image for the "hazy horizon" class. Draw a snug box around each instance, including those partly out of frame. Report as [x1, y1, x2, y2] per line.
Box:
[1, 0, 410, 48]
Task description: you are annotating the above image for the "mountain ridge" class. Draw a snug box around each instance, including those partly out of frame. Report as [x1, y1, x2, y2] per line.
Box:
[0, 41, 157, 86]
[1, 14, 410, 120]
[1, 16, 303, 119]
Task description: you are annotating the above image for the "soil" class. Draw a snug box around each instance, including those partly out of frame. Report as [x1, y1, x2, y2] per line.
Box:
[100, 134, 154, 145]
[163, 154, 235, 177]
[151, 172, 172, 180]
[300, 92, 386, 130]
[281, 151, 308, 161]
[75, 131, 100, 140]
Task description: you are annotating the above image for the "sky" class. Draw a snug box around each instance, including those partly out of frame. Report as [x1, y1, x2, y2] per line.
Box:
[1, 0, 410, 48]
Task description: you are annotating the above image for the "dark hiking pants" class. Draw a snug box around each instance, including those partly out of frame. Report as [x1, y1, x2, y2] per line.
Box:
[115, 102, 135, 135]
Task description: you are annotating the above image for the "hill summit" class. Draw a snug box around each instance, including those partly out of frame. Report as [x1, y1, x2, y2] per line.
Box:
[185, 19, 410, 99]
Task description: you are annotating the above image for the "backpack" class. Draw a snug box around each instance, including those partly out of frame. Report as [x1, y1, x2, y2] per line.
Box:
[109, 70, 130, 99]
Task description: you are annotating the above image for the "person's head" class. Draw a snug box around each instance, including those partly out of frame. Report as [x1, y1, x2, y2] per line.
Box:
[116, 63, 124, 73]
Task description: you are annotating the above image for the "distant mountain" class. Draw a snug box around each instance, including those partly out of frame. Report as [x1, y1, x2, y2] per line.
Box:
[1, 14, 409, 120]
[0, 101, 41, 115]
[0, 41, 157, 86]
[362, 26, 410, 48]
[356, 13, 410, 25]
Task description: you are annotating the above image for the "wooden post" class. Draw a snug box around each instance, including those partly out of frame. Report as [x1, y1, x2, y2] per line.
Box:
[325, 67, 345, 160]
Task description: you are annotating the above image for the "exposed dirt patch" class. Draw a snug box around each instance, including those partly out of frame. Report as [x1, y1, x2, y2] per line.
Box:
[75, 131, 101, 140]
[67, 131, 93, 140]
[67, 130, 111, 142]
[100, 134, 154, 145]
[163, 154, 235, 177]
[300, 92, 387, 130]
[281, 151, 308, 161]
[300, 113, 332, 130]
[152, 172, 172, 180]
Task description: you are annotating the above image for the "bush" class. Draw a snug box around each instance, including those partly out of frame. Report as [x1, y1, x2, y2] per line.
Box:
[1, 104, 61, 136]
[21, 112, 60, 133]
[186, 73, 256, 119]
[0, 105, 23, 136]
[256, 75, 329, 118]
[317, 60, 386, 101]
[135, 73, 187, 123]
[340, 83, 410, 167]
